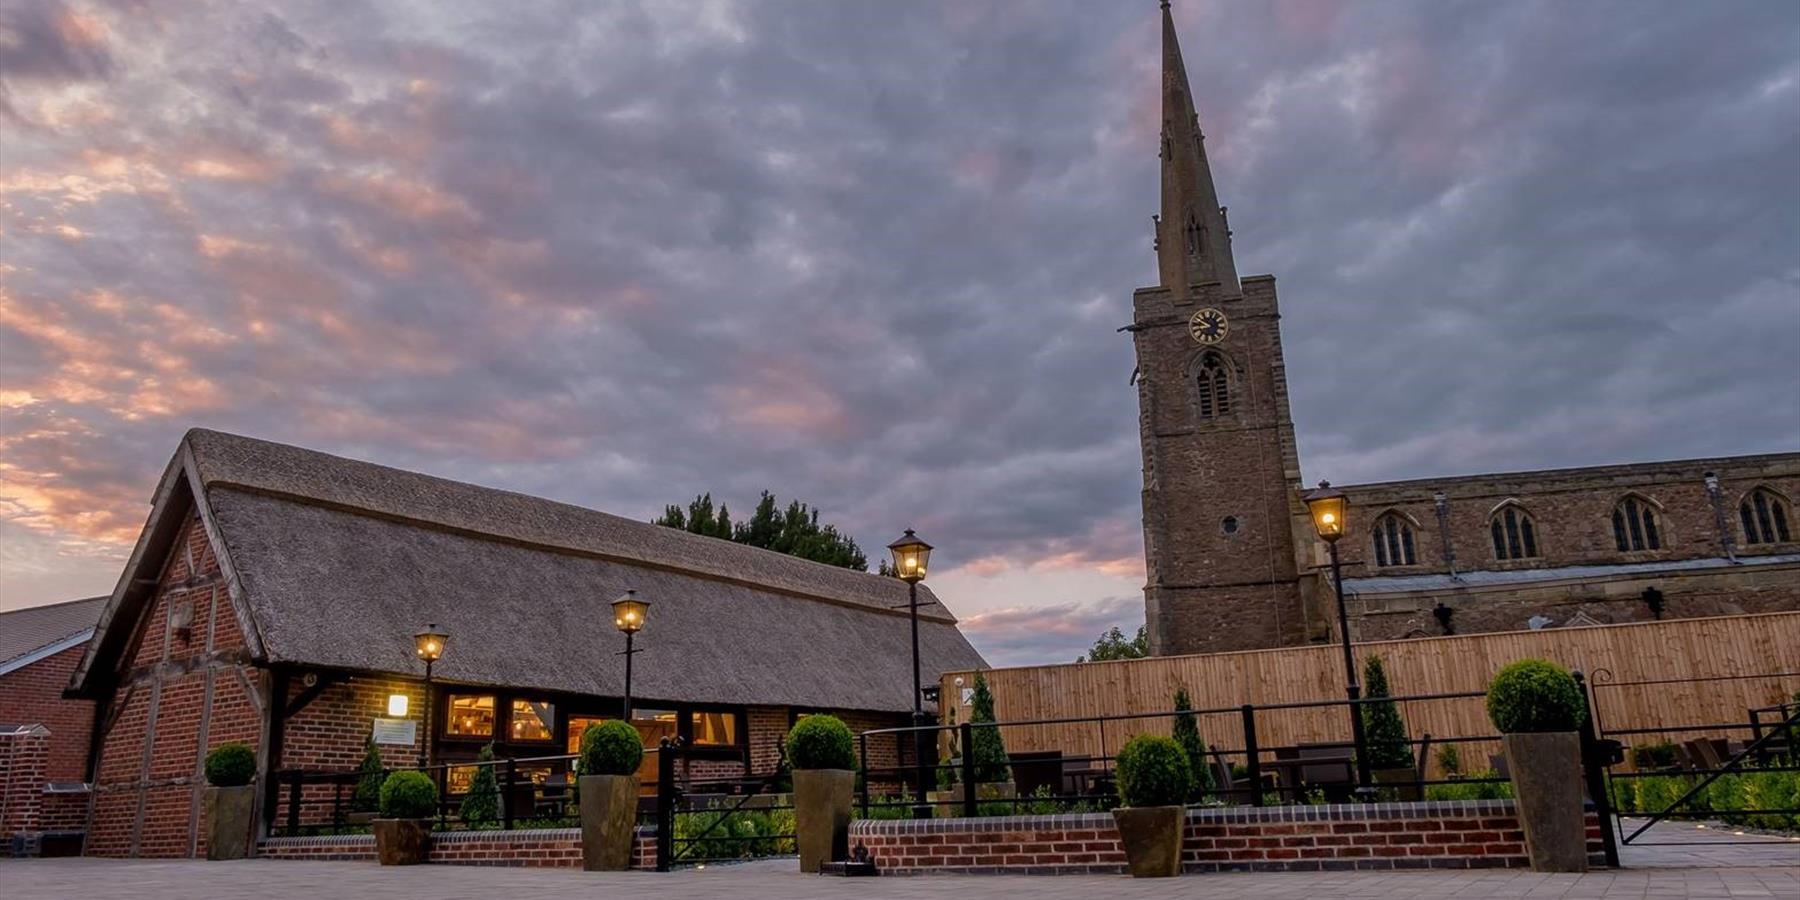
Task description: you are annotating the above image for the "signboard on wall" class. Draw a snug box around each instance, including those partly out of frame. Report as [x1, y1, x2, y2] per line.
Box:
[372, 717, 417, 746]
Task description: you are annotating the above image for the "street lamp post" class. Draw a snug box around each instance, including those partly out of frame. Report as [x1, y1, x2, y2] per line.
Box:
[887, 529, 935, 821]
[611, 590, 650, 720]
[413, 624, 448, 769]
[1303, 482, 1374, 798]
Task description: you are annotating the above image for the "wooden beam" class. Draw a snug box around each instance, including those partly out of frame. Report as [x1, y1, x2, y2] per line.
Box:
[282, 672, 349, 719]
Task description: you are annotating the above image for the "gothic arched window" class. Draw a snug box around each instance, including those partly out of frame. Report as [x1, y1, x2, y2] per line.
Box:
[1184, 212, 1205, 256]
[1371, 512, 1417, 568]
[1194, 351, 1231, 420]
[1611, 495, 1662, 552]
[1740, 488, 1792, 545]
[1490, 503, 1539, 561]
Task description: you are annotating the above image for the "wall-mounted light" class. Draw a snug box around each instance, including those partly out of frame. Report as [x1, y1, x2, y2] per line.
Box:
[387, 693, 409, 717]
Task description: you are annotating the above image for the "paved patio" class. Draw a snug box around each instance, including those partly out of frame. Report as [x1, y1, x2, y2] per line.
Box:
[2, 822, 1793, 899]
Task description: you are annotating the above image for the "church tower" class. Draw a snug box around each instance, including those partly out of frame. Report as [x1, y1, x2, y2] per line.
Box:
[1134, 1, 1315, 655]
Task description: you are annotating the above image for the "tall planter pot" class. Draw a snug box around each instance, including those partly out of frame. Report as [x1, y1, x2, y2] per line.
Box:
[578, 773, 640, 871]
[203, 785, 256, 860]
[1502, 731, 1588, 873]
[791, 768, 854, 873]
[1112, 806, 1184, 878]
[372, 819, 432, 865]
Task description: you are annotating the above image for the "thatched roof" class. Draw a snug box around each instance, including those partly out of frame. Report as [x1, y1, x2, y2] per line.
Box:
[71, 430, 986, 713]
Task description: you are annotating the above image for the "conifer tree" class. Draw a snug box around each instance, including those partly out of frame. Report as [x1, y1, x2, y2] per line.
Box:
[458, 743, 501, 827]
[350, 732, 386, 813]
[967, 672, 1010, 783]
[1172, 687, 1213, 801]
[1361, 656, 1415, 769]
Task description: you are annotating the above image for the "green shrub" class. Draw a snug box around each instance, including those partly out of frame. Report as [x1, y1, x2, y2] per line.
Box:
[1632, 741, 1677, 771]
[459, 743, 500, 827]
[1172, 687, 1213, 801]
[1424, 769, 1514, 801]
[351, 734, 386, 813]
[379, 770, 438, 819]
[578, 720, 644, 776]
[1115, 734, 1193, 808]
[1435, 745, 1462, 777]
[785, 715, 856, 770]
[1486, 659, 1586, 733]
[968, 672, 1010, 783]
[1362, 656, 1415, 769]
[203, 742, 256, 787]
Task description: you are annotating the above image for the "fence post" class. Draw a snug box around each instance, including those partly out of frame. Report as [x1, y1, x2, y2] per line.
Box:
[1240, 705, 1263, 808]
[960, 722, 976, 817]
[285, 771, 301, 834]
[503, 758, 516, 831]
[1573, 672, 1621, 868]
[655, 738, 676, 872]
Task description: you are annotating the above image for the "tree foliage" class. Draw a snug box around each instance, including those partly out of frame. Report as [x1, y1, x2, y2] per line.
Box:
[1361, 656, 1415, 770]
[968, 672, 1010, 783]
[458, 743, 500, 827]
[1172, 687, 1214, 801]
[351, 733, 386, 813]
[654, 491, 869, 570]
[1077, 625, 1149, 662]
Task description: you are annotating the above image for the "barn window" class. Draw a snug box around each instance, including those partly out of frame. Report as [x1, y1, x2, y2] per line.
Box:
[1740, 488, 1792, 545]
[1371, 512, 1417, 567]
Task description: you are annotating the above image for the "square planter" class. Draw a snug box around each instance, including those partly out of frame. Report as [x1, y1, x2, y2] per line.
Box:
[578, 773, 640, 871]
[203, 785, 256, 860]
[1112, 805, 1184, 878]
[792, 768, 854, 873]
[372, 819, 432, 865]
[1502, 731, 1588, 873]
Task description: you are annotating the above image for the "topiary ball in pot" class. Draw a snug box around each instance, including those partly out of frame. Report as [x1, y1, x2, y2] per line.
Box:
[204, 742, 256, 787]
[379, 770, 439, 820]
[1116, 734, 1194, 808]
[579, 720, 644, 776]
[1487, 659, 1586, 733]
[786, 715, 856, 770]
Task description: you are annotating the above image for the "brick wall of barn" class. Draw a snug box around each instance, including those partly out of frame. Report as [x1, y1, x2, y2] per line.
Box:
[86, 511, 265, 859]
[0, 644, 96, 784]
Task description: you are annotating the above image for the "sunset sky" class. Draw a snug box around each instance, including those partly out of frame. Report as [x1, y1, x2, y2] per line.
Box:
[3, 1, 1797, 665]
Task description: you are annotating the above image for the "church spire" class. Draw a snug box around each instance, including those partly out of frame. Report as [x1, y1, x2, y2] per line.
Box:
[1156, 0, 1239, 298]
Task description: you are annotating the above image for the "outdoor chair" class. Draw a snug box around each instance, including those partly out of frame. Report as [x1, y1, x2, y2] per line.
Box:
[1414, 733, 1433, 791]
[1008, 750, 1064, 799]
[535, 773, 570, 816]
[1296, 743, 1355, 802]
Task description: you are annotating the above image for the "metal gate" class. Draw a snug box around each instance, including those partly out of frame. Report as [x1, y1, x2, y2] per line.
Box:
[1587, 669, 1800, 854]
[652, 737, 795, 870]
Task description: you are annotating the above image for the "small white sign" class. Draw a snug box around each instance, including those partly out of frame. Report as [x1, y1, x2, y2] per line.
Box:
[372, 717, 417, 746]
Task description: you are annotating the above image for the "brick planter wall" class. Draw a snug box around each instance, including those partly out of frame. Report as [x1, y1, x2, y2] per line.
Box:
[258, 825, 658, 869]
[850, 800, 1606, 875]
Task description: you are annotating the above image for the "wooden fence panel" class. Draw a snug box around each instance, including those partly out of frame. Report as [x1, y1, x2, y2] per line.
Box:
[942, 612, 1800, 775]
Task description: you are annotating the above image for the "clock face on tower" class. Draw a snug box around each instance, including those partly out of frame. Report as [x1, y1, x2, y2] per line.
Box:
[1189, 307, 1228, 345]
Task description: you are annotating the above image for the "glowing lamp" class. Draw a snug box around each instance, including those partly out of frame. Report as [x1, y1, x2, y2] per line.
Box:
[413, 624, 448, 662]
[612, 590, 649, 635]
[886, 529, 933, 584]
[387, 693, 409, 717]
[1304, 481, 1349, 544]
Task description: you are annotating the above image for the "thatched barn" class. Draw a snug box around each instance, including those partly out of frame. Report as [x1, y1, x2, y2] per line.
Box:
[65, 429, 984, 858]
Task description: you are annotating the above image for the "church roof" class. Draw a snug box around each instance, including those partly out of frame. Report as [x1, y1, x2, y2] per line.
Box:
[68, 430, 986, 714]
[1343, 551, 1800, 596]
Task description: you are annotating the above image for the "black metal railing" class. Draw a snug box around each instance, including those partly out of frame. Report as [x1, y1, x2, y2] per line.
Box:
[854, 688, 1519, 820]
[654, 737, 795, 869]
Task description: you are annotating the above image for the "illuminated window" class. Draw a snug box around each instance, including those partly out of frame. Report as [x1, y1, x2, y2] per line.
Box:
[448, 765, 477, 795]
[1490, 504, 1539, 561]
[1371, 513, 1416, 568]
[509, 699, 555, 742]
[1740, 488, 1792, 545]
[632, 709, 679, 747]
[1612, 496, 1662, 552]
[690, 711, 739, 747]
[567, 716, 607, 754]
[446, 695, 495, 737]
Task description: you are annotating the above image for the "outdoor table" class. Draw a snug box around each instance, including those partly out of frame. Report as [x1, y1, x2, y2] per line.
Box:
[1263, 753, 1352, 803]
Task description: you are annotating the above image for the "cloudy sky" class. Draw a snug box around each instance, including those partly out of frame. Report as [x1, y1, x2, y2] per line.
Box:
[2, 0, 1796, 665]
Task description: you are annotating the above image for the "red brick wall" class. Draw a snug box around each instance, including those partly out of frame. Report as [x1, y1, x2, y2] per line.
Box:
[851, 801, 1606, 874]
[86, 511, 266, 859]
[0, 645, 96, 783]
[1, 728, 50, 837]
[257, 825, 658, 869]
